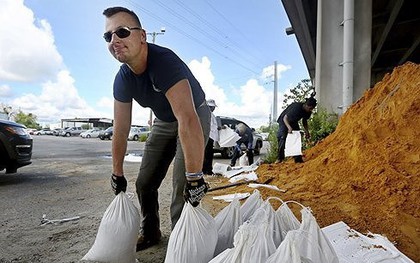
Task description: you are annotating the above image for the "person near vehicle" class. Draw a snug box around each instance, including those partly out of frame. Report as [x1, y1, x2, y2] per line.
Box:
[103, 6, 211, 251]
[276, 96, 317, 163]
[230, 123, 254, 166]
[202, 99, 219, 175]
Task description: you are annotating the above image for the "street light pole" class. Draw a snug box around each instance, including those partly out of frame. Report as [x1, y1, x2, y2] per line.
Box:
[146, 28, 165, 129]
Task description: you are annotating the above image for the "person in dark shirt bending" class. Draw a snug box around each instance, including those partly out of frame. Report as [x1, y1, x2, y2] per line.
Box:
[103, 6, 210, 251]
[276, 97, 317, 163]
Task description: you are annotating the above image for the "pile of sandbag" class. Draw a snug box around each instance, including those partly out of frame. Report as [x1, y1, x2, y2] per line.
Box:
[165, 189, 339, 263]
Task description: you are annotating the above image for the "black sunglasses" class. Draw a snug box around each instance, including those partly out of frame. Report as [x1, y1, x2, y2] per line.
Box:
[103, 27, 141, 42]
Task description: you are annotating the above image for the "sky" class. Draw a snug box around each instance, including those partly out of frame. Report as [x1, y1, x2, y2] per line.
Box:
[0, 0, 310, 129]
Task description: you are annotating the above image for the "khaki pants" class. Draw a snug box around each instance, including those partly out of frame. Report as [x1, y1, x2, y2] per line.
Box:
[135, 103, 211, 236]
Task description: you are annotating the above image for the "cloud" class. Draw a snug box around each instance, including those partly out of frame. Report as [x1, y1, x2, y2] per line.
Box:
[261, 63, 292, 80]
[11, 70, 108, 124]
[0, 85, 13, 97]
[0, 0, 63, 82]
[189, 57, 291, 128]
[189, 57, 227, 106]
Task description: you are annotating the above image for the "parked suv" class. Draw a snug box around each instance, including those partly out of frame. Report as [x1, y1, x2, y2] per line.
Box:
[99, 127, 113, 140]
[213, 116, 263, 158]
[60, 127, 86, 137]
[0, 120, 33, 173]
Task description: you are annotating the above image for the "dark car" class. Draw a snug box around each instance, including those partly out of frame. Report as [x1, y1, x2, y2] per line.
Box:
[213, 116, 263, 158]
[98, 127, 113, 140]
[0, 120, 33, 173]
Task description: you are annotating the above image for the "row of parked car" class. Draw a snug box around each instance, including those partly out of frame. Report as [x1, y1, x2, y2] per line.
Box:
[1, 116, 263, 174]
[30, 126, 151, 141]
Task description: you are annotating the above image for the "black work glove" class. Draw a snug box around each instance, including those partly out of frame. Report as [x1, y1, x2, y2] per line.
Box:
[111, 174, 127, 195]
[184, 177, 209, 207]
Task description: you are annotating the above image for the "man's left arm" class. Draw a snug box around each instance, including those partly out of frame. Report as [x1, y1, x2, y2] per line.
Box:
[166, 79, 207, 206]
[166, 79, 204, 172]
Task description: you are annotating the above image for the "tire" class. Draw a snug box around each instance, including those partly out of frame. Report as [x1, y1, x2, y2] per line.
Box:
[86, 134, 91, 138]
[6, 164, 17, 174]
[133, 135, 139, 141]
[221, 146, 235, 159]
[65, 132, 71, 137]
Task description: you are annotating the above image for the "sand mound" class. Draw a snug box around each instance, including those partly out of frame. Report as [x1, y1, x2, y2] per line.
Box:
[254, 62, 420, 261]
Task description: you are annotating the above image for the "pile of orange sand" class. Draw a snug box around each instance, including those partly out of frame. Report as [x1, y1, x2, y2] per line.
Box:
[204, 62, 420, 261]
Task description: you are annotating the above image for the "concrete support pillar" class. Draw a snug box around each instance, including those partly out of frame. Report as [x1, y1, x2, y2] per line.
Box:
[315, 0, 372, 115]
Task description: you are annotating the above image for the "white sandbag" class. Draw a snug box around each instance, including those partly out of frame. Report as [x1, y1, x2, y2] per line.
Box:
[297, 207, 339, 263]
[266, 230, 302, 263]
[214, 198, 243, 256]
[218, 128, 241, 147]
[208, 248, 233, 263]
[270, 202, 339, 263]
[240, 189, 263, 222]
[277, 201, 301, 240]
[82, 192, 140, 263]
[247, 207, 277, 261]
[213, 162, 231, 175]
[285, 131, 302, 157]
[217, 221, 259, 263]
[239, 152, 249, 166]
[266, 197, 286, 247]
[165, 202, 217, 263]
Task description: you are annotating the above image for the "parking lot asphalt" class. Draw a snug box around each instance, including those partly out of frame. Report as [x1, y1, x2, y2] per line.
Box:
[0, 135, 268, 262]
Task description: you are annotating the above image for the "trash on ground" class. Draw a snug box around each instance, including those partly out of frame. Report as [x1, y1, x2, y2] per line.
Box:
[212, 193, 251, 202]
[322, 221, 414, 263]
[40, 214, 81, 226]
[228, 171, 258, 183]
[248, 183, 286, 192]
[125, 153, 142, 163]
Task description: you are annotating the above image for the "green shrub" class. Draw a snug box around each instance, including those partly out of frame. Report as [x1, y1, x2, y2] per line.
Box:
[139, 134, 148, 142]
[264, 124, 279, 163]
[305, 107, 338, 149]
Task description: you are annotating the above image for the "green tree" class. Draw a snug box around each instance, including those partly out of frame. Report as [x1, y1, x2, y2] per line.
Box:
[282, 79, 314, 109]
[15, 111, 41, 129]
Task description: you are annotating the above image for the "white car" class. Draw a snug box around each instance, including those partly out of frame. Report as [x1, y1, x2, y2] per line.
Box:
[80, 128, 102, 138]
[128, 127, 150, 141]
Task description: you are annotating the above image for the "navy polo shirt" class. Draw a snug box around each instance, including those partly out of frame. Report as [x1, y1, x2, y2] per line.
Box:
[113, 43, 205, 122]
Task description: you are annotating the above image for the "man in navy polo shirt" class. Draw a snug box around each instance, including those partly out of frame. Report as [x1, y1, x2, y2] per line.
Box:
[103, 6, 211, 251]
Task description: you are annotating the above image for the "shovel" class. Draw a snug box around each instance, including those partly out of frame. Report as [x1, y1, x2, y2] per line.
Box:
[208, 177, 273, 192]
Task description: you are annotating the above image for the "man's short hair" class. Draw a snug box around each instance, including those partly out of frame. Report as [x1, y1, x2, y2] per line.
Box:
[305, 97, 317, 107]
[236, 123, 247, 135]
[103, 7, 142, 28]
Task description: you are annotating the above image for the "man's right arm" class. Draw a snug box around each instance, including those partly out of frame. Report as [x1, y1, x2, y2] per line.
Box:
[283, 115, 293, 133]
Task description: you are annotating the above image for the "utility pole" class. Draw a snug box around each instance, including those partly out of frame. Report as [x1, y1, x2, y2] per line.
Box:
[146, 27, 165, 129]
[273, 61, 278, 124]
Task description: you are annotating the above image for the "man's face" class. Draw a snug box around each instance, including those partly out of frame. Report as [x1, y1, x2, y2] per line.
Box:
[104, 12, 145, 63]
[303, 104, 315, 113]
